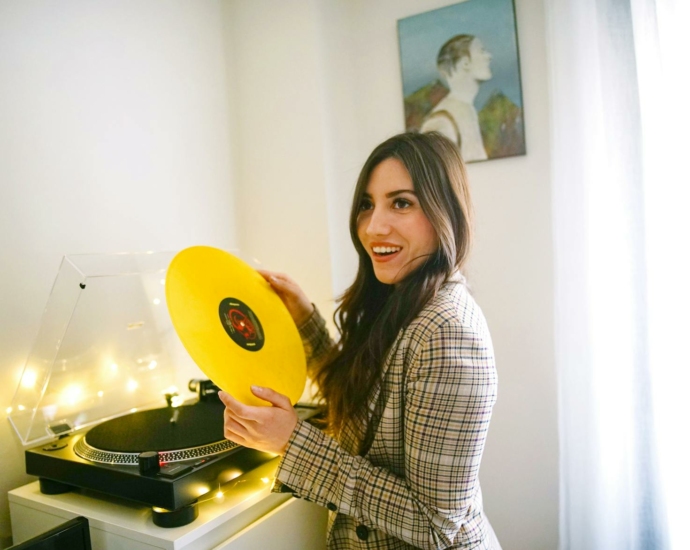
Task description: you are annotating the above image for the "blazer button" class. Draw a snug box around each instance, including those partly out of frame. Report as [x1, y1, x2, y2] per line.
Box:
[326, 502, 337, 512]
[355, 524, 369, 540]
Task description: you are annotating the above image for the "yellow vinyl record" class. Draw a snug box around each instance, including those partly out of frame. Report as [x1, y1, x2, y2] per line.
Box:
[165, 246, 306, 406]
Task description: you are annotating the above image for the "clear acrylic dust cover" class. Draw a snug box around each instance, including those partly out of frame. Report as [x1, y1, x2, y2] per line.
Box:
[8, 251, 204, 446]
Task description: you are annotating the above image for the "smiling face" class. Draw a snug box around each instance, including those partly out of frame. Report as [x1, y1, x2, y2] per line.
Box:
[356, 158, 439, 285]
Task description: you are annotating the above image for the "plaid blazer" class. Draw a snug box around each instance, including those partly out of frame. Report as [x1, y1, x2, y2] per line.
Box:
[273, 278, 500, 549]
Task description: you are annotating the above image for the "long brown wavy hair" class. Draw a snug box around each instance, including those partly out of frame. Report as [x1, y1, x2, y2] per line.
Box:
[313, 132, 474, 441]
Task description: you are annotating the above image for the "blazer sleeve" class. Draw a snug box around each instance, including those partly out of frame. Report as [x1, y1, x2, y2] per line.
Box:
[272, 317, 497, 550]
[297, 306, 335, 376]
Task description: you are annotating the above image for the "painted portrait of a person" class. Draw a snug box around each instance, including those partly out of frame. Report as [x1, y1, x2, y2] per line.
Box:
[420, 35, 493, 162]
[399, 0, 526, 163]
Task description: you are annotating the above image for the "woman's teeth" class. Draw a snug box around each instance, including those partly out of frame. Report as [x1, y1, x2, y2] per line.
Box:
[373, 246, 401, 255]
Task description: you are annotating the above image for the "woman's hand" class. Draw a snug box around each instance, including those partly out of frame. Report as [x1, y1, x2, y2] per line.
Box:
[219, 386, 298, 455]
[257, 270, 314, 327]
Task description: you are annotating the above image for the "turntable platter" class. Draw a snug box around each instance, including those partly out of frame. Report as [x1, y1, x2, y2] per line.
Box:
[75, 401, 236, 465]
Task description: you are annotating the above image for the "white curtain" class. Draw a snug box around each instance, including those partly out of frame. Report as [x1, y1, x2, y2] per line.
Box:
[546, 0, 689, 548]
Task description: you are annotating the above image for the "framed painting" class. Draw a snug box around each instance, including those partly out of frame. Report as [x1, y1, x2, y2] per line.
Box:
[398, 0, 525, 163]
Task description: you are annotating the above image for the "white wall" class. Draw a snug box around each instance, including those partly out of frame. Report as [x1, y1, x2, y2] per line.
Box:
[221, 0, 336, 320]
[0, 0, 558, 548]
[0, 1, 238, 546]
[468, 2, 558, 546]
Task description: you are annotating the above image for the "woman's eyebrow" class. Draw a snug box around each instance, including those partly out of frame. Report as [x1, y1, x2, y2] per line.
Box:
[386, 189, 416, 198]
[362, 189, 417, 199]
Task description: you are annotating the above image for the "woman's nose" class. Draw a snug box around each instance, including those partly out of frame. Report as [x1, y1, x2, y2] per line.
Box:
[365, 207, 391, 236]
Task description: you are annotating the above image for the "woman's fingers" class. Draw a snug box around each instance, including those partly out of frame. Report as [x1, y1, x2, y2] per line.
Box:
[256, 269, 278, 282]
[255, 270, 313, 326]
[257, 270, 296, 303]
[251, 385, 293, 410]
[224, 426, 249, 447]
[219, 386, 299, 455]
[257, 269, 288, 288]
[257, 270, 299, 293]
[218, 391, 259, 422]
[224, 413, 250, 437]
[222, 398, 254, 446]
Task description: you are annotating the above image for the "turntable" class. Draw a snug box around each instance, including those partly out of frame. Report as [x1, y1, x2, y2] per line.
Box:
[8, 251, 314, 528]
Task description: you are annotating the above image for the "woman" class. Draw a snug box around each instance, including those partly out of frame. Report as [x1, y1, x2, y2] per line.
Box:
[219, 132, 500, 549]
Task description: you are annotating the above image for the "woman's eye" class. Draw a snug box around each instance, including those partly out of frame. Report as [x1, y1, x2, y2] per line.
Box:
[359, 199, 373, 211]
[393, 198, 412, 209]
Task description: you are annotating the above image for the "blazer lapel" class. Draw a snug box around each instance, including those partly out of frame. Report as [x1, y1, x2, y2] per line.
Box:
[358, 328, 406, 455]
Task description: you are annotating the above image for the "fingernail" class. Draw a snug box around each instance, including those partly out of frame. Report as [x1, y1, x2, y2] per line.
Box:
[251, 385, 262, 393]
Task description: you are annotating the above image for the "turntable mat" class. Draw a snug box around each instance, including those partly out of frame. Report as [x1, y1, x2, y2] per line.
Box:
[85, 402, 225, 453]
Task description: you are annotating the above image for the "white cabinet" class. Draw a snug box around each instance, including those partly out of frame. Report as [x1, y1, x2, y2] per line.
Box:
[8, 460, 327, 550]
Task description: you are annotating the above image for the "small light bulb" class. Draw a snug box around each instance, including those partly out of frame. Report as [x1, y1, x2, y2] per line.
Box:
[160, 279, 165, 285]
[260, 477, 270, 484]
[18, 405, 25, 411]
[21, 370, 37, 389]
[127, 379, 138, 392]
[153, 298, 161, 305]
[97, 391, 104, 397]
[148, 361, 157, 370]
[6, 407, 12, 414]
[194, 485, 210, 497]
[62, 385, 82, 405]
[110, 363, 118, 372]
[220, 469, 242, 483]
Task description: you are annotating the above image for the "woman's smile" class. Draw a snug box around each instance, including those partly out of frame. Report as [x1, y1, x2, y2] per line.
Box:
[370, 242, 403, 262]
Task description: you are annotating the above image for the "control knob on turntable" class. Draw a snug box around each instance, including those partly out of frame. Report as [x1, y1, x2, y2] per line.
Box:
[138, 451, 160, 476]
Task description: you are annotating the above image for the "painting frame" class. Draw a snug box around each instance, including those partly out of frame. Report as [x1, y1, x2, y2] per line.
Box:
[397, 0, 526, 163]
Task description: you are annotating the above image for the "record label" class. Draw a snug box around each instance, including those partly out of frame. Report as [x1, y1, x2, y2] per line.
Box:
[218, 297, 264, 351]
